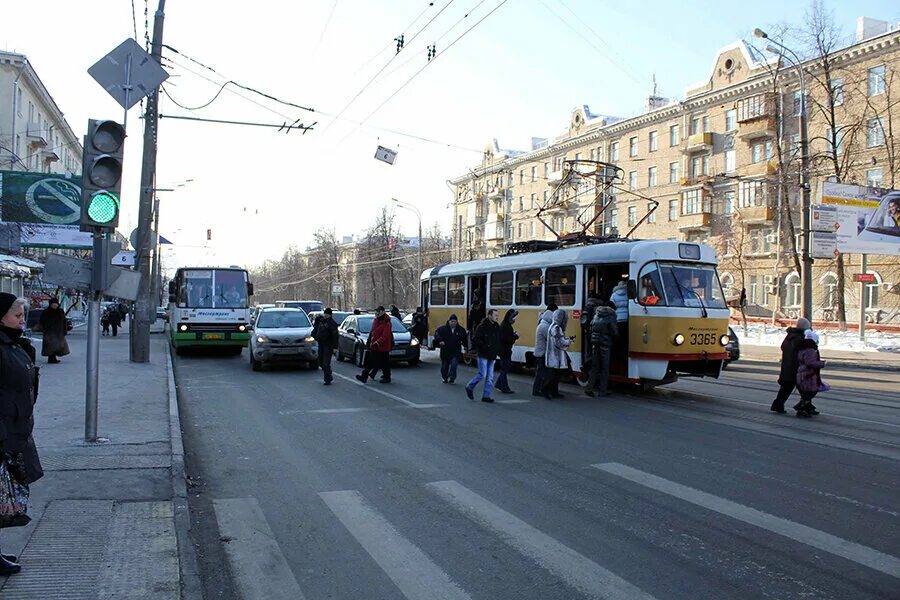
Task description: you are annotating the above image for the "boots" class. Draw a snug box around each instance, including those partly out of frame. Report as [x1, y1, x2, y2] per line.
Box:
[0, 553, 20, 576]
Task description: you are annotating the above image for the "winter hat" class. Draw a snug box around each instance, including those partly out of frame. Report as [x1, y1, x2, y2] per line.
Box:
[448, 314, 458, 321]
[324, 308, 333, 315]
[49, 297, 60, 307]
[0, 292, 17, 317]
[804, 329, 819, 344]
[796, 317, 811, 331]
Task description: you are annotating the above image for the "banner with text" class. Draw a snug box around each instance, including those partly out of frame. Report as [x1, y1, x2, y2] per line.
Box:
[813, 181, 900, 256]
[0, 170, 93, 248]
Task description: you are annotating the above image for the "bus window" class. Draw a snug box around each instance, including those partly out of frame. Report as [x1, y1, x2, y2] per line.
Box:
[489, 271, 513, 306]
[447, 276, 465, 306]
[637, 263, 665, 306]
[515, 269, 543, 306]
[185, 270, 213, 307]
[430, 278, 447, 306]
[214, 270, 249, 308]
[545, 266, 576, 307]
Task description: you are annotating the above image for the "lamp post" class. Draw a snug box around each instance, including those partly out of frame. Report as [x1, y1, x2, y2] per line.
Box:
[149, 179, 193, 310]
[391, 198, 423, 279]
[755, 28, 814, 324]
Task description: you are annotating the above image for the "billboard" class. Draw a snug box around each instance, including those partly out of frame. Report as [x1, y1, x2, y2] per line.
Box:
[814, 181, 900, 256]
[0, 170, 93, 248]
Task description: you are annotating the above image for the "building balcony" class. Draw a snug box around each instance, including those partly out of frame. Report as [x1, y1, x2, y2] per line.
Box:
[682, 132, 713, 154]
[26, 122, 48, 147]
[678, 211, 712, 231]
[737, 93, 776, 123]
[742, 160, 777, 178]
[738, 205, 775, 223]
[40, 148, 60, 163]
[486, 186, 506, 200]
[679, 175, 712, 187]
[547, 170, 565, 186]
[738, 115, 777, 141]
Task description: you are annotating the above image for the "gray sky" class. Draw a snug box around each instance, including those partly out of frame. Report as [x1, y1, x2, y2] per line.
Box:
[4, 0, 899, 271]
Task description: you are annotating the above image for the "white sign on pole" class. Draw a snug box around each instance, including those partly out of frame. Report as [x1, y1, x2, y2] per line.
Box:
[331, 283, 343, 296]
[112, 250, 136, 266]
[811, 204, 838, 258]
[819, 182, 900, 255]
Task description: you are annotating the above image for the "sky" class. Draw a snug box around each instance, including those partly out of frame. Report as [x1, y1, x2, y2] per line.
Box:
[4, 0, 900, 273]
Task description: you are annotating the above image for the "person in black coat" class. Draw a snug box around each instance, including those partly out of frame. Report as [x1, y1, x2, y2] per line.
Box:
[0, 293, 43, 576]
[38, 298, 69, 364]
[495, 309, 519, 394]
[107, 305, 123, 337]
[313, 308, 340, 385]
[389, 305, 402, 320]
[465, 310, 501, 403]
[771, 318, 811, 413]
[433, 314, 468, 383]
[411, 307, 428, 346]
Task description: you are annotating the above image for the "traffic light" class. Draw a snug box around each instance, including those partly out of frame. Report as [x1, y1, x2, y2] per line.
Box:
[80, 119, 125, 232]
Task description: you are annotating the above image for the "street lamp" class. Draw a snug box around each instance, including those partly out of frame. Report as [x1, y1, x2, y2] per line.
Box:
[755, 28, 814, 324]
[150, 179, 194, 308]
[391, 198, 423, 282]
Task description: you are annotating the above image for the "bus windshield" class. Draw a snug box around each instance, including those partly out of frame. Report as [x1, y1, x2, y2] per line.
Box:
[648, 262, 726, 309]
[180, 269, 248, 308]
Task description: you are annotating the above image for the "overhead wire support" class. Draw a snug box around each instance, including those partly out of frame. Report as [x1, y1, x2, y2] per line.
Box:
[158, 113, 316, 133]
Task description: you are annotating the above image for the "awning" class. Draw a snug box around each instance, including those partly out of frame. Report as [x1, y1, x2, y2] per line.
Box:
[0, 253, 44, 270]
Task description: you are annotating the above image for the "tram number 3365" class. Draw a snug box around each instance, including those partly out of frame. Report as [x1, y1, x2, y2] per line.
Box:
[690, 333, 718, 345]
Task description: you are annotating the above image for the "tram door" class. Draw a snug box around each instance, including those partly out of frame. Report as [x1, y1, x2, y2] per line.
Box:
[467, 275, 487, 335]
[584, 264, 629, 377]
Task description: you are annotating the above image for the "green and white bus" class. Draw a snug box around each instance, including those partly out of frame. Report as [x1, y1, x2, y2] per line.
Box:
[167, 267, 254, 354]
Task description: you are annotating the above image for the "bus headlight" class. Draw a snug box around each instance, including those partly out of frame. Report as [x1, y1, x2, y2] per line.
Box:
[238, 325, 246, 332]
[179, 324, 188, 332]
[673, 333, 685, 346]
[720, 334, 730, 346]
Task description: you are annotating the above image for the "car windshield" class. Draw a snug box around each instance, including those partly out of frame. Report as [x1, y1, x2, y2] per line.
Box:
[256, 311, 311, 329]
[657, 262, 727, 309]
[355, 316, 407, 333]
[864, 194, 900, 237]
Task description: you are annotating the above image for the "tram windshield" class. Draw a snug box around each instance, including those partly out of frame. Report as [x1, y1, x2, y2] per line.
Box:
[639, 262, 726, 309]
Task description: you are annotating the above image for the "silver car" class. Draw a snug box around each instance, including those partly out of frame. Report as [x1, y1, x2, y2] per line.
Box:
[249, 308, 318, 371]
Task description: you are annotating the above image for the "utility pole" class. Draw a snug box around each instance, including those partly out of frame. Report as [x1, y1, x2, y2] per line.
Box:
[150, 194, 161, 309]
[131, 0, 166, 363]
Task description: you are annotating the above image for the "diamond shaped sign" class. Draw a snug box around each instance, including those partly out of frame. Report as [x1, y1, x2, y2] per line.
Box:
[88, 38, 169, 110]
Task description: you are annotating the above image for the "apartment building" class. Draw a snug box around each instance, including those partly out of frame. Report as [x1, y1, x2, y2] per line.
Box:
[449, 18, 900, 324]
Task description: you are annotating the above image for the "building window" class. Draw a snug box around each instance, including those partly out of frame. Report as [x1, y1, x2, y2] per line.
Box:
[518, 196, 524, 211]
[627, 206, 637, 226]
[648, 202, 657, 224]
[702, 115, 710, 132]
[519, 170, 525, 184]
[785, 272, 801, 307]
[765, 140, 773, 161]
[865, 272, 881, 308]
[531, 166, 536, 181]
[866, 168, 883, 187]
[628, 171, 637, 190]
[739, 180, 767, 207]
[681, 189, 705, 215]
[669, 124, 680, 146]
[724, 149, 736, 173]
[867, 118, 884, 147]
[669, 161, 679, 183]
[648, 166, 657, 187]
[517, 223, 522, 238]
[723, 190, 735, 216]
[691, 156, 701, 178]
[543, 190, 548, 205]
[821, 273, 838, 309]
[793, 90, 803, 115]
[830, 78, 844, 105]
[790, 134, 801, 158]
[668, 199, 678, 221]
[508, 172, 514, 187]
[574, 152, 581, 162]
[725, 109, 737, 131]
[750, 275, 759, 305]
[590, 148, 595, 161]
[649, 130, 658, 152]
[868, 65, 886, 96]
[752, 143, 764, 163]
[608, 208, 618, 233]
[827, 126, 845, 156]
[690, 116, 700, 135]
[530, 193, 536, 208]
[610, 141, 619, 161]
[629, 136, 638, 157]
[543, 162, 549, 178]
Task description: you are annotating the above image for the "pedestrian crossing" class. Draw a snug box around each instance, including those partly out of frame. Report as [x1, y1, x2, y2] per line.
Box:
[212, 462, 900, 600]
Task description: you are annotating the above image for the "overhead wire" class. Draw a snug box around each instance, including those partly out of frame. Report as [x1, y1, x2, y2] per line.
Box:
[312, 0, 340, 59]
[350, 2, 436, 76]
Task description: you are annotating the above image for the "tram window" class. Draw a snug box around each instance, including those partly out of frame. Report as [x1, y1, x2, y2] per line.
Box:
[490, 271, 514, 306]
[447, 276, 465, 306]
[545, 266, 576, 307]
[430, 278, 447, 306]
[658, 263, 727, 309]
[515, 269, 543, 306]
[637, 263, 665, 306]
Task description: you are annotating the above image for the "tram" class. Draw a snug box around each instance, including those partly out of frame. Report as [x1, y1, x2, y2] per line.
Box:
[419, 240, 730, 387]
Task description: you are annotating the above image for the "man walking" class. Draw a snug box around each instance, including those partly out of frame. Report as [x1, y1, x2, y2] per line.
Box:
[465, 309, 501, 403]
[356, 306, 394, 384]
[313, 308, 339, 385]
[771, 317, 811, 413]
[39, 298, 69, 364]
[107, 305, 122, 337]
[585, 302, 617, 397]
[411, 307, 428, 347]
[531, 303, 557, 397]
[434, 314, 467, 383]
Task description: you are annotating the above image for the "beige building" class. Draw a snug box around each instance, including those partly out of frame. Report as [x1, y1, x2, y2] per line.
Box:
[450, 18, 900, 326]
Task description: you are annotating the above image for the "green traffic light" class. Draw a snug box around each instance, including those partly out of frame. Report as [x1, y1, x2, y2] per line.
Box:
[87, 191, 120, 224]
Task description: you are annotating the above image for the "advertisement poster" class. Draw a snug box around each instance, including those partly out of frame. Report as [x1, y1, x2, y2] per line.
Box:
[819, 181, 900, 255]
[0, 170, 92, 248]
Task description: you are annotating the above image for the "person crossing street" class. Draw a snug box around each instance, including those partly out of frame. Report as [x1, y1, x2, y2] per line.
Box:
[356, 306, 394, 384]
[465, 309, 501, 403]
[313, 308, 339, 385]
[434, 314, 467, 384]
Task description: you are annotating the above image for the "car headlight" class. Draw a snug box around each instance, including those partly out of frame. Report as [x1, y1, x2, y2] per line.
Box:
[179, 324, 188, 332]
[410, 338, 419, 346]
[673, 333, 685, 346]
[720, 334, 730, 346]
[304, 336, 315, 342]
[256, 335, 269, 344]
[238, 325, 246, 332]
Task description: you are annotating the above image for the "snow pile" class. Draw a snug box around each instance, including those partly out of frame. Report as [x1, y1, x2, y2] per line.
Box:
[733, 324, 900, 354]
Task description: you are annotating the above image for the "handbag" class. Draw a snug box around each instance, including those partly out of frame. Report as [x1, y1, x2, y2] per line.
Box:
[0, 456, 30, 528]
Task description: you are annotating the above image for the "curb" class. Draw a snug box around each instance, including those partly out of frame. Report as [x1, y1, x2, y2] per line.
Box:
[737, 352, 900, 373]
[166, 339, 204, 600]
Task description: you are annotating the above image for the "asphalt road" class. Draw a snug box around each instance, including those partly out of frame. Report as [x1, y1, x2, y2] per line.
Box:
[174, 348, 900, 600]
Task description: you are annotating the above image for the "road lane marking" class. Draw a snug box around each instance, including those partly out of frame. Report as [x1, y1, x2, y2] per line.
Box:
[319, 490, 472, 600]
[308, 407, 371, 414]
[333, 372, 421, 406]
[593, 462, 900, 579]
[496, 399, 531, 404]
[213, 497, 307, 600]
[426, 480, 658, 600]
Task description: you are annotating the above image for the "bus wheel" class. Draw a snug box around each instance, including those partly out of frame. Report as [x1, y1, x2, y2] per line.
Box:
[231, 346, 243, 356]
[174, 345, 184, 357]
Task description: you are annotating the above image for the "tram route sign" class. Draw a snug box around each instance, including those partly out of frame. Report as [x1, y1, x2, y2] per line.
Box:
[0, 170, 93, 248]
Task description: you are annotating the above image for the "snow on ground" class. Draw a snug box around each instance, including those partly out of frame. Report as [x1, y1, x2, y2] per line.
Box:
[732, 323, 900, 353]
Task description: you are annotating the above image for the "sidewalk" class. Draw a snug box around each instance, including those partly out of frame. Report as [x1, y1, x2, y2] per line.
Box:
[740, 342, 900, 371]
[0, 323, 197, 599]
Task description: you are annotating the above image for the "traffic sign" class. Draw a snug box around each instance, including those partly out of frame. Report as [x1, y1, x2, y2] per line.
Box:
[88, 38, 169, 110]
[112, 250, 136, 266]
[853, 273, 876, 283]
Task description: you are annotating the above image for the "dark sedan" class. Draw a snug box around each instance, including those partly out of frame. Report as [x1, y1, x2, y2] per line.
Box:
[335, 314, 420, 367]
[724, 326, 740, 366]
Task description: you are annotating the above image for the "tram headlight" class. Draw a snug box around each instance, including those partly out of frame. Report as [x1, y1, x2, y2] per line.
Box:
[178, 324, 188, 332]
[672, 333, 685, 346]
[720, 334, 730, 346]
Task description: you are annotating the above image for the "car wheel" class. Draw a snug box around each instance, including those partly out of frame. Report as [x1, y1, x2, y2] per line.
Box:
[174, 345, 184, 356]
[355, 347, 365, 367]
[408, 358, 419, 367]
[250, 353, 262, 371]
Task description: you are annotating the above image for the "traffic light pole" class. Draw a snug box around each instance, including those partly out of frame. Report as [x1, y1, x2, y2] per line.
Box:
[131, 0, 166, 363]
[85, 232, 105, 442]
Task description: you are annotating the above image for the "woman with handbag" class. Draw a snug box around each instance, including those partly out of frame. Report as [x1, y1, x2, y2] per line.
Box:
[542, 309, 572, 400]
[795, 329, 827, 418]
[0, 293, 43, 576]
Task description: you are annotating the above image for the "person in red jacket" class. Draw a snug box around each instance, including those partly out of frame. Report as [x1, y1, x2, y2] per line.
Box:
[356, 306, 395, 384]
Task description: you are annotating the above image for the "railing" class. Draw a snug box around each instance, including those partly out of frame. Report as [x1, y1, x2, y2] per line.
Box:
[683, 132, 713, 152]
